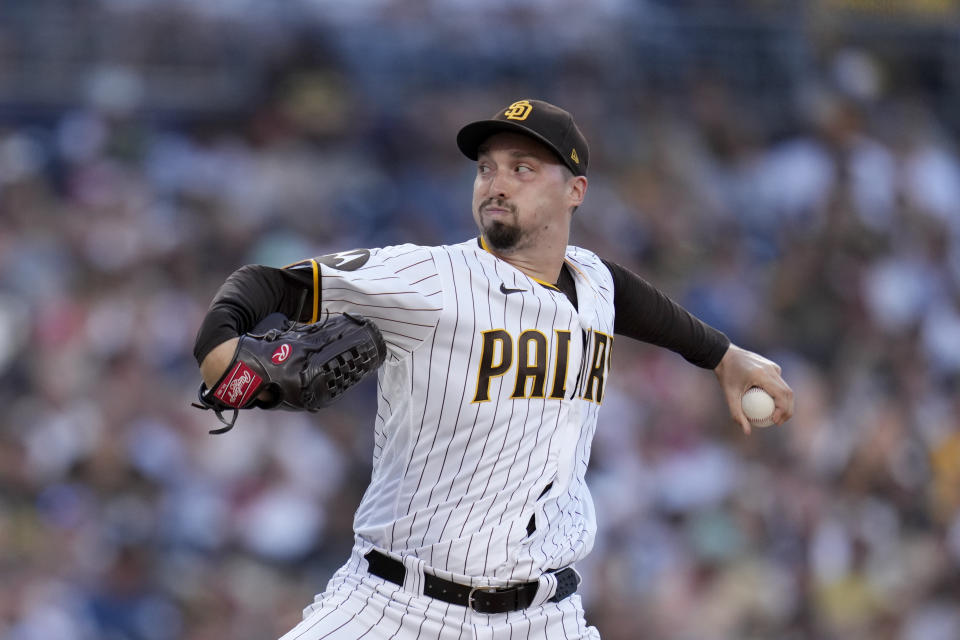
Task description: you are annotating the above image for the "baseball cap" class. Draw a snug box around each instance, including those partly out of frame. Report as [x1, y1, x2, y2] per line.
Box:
[457, 99, 589, 177]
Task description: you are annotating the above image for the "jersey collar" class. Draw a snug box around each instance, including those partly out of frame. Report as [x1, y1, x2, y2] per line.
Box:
[477, 236, 560, 291]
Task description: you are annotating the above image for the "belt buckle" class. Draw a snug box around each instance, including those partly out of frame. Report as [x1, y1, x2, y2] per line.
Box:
[467, 584, 501, 612]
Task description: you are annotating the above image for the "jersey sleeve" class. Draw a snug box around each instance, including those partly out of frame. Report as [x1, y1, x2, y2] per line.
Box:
[315, 245, 444, 359]
[602, 258, 730, 369]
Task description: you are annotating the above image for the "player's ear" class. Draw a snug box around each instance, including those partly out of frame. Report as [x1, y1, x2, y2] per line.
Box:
[566, 175, 587, 209]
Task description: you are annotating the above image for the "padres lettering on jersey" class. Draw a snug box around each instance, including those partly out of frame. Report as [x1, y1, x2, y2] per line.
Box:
[472, 328, 612, 403]
[311, 239, 615, 584]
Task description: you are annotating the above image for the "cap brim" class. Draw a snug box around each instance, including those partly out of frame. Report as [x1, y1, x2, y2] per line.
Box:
[457, 120, 573, 172]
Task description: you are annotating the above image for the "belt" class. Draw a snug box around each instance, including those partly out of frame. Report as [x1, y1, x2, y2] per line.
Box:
[363, 550, 580, 614]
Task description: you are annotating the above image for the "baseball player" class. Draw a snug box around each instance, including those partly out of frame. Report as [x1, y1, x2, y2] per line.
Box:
[194, 99, 794, 639]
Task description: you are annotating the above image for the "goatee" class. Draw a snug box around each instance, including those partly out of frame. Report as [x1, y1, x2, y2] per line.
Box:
[485, 221, 522, 250]
[480, 198, 521, 250]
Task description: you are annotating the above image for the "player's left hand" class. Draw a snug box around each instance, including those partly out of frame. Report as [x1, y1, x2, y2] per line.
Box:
[713, 343, 794, 434]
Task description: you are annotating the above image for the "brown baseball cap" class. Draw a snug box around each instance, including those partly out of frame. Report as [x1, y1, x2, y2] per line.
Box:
[457, 99, 589, 176]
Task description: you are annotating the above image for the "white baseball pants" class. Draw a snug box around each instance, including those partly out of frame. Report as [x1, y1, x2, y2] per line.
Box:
[278, 545, 600, 640]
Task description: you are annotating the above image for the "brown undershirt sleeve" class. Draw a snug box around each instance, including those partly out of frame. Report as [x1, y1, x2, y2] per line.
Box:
[601, 259, 730, 369]
[193, 263, 317, 365]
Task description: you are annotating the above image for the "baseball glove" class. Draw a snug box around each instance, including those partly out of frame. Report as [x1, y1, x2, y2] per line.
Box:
[192, 312, 387, 434]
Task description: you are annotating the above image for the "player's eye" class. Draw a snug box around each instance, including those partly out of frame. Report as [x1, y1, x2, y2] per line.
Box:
[478, 164, 491, 174]
[515, 165, 532, 173]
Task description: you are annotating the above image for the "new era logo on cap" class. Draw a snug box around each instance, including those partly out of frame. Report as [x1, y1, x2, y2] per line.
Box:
[457, 99, 589, 177]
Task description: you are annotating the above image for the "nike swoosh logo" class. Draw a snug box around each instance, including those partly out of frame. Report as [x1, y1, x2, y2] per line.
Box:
[500, 283, 526, 295]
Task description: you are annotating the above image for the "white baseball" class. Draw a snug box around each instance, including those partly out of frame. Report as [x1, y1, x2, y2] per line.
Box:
[741, 386, 776, 428]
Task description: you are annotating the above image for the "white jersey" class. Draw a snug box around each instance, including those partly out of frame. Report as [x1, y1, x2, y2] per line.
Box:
[310, 238, 615, 585]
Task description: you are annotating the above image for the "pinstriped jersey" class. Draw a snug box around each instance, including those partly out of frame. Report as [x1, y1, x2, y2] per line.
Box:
[310, 238, 615, 584]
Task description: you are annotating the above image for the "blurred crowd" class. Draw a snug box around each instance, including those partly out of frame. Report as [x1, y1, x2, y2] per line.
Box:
[2, 2, 960, 640]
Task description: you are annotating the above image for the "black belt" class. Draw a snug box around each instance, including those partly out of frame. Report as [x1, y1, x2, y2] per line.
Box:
[363, 550, 580, 614]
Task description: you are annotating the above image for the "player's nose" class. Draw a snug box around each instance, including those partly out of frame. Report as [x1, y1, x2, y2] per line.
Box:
[485, 169, 510, 198]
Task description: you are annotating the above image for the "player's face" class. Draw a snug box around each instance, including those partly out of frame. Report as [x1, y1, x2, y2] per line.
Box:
[472, 133, 584, 252]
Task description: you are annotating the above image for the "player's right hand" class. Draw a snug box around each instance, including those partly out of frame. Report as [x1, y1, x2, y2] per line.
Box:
[712, 344, 794, 434]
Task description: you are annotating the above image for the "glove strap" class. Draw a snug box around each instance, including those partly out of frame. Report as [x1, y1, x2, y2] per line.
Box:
[192, 384, 241, 434]
[192, 353, 267, 435]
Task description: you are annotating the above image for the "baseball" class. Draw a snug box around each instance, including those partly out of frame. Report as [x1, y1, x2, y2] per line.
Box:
[741, 386, 776, 427]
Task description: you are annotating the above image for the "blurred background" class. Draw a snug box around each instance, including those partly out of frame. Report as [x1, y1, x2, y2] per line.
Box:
[2, 0, 960, 639]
